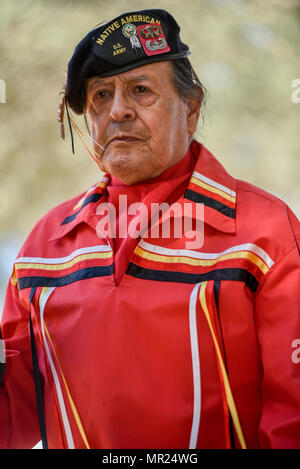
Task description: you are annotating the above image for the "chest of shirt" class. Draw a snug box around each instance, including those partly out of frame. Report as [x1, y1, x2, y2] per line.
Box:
[15, 225, 265, 448]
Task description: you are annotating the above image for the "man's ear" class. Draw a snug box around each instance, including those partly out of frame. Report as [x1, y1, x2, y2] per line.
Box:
[186, 86, 203, 136]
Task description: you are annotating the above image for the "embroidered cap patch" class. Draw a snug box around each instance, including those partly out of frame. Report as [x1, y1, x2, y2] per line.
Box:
[137, 23, 170, 56]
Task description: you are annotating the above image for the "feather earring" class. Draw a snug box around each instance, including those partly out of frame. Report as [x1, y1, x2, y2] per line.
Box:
[57, 82, 66, 141]
[57, 73, 75, 154]
[57, 70, 104, 161]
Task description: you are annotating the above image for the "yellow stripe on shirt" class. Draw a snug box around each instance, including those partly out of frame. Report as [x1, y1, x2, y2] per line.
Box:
[190, 176, 236, 204]
[135, 246, 270, 275]
[15, 251, 112, 272]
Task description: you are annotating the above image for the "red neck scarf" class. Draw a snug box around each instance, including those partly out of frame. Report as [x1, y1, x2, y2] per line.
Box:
[106, 148, 196, 285]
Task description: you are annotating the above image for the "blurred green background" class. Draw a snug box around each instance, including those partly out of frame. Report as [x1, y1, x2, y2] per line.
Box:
[1, 0, 300, 308]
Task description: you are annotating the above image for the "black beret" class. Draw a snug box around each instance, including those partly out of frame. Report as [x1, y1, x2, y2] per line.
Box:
[66, 9, 190, 114]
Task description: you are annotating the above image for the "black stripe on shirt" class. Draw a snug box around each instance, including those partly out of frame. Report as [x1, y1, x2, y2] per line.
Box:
[126, 264, 258, 292]
[184, 189, 236, 219]
[17, 264, 113, 290]
[61, 193, 103, 225]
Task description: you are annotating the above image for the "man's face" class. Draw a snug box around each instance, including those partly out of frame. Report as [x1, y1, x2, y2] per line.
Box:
[85, 61, 200, 185]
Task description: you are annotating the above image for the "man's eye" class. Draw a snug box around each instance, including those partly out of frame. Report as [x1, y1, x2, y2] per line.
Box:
[95, 90, 109, 99]
[135, 85, 149, 94]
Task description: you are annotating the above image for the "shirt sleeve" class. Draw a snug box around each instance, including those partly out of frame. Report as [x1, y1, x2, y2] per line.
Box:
[255, 208, 300, 448]
[0, 276, 40, 449]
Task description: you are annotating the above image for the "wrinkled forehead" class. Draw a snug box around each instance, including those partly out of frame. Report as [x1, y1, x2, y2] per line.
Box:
[85, 61, 175, 91]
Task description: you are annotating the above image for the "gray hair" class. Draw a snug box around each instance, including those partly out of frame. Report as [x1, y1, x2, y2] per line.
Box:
[171, 58, 208, 126]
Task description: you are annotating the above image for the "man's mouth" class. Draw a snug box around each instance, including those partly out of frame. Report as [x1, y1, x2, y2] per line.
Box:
[106, 134, 143, 147]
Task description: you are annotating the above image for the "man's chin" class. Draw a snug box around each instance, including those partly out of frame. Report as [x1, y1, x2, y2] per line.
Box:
[100, 147, 164, 184]
[103, 153, 140, 184]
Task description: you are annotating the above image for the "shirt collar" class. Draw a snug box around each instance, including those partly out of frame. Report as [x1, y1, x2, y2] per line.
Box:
[49, 175, 111, 242]
[184, 140, 236, 233]
[50, 140, 236, 242]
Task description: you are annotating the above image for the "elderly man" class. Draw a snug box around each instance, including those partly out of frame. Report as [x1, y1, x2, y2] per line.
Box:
[1, 9, 300, 450]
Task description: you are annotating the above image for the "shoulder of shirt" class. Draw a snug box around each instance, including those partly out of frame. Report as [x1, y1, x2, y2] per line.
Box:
[236, 177, 300, 246]
[236, 177, 287, 206]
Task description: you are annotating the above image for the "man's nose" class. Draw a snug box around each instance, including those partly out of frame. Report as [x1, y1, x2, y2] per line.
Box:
[109, 90, 136, 122]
